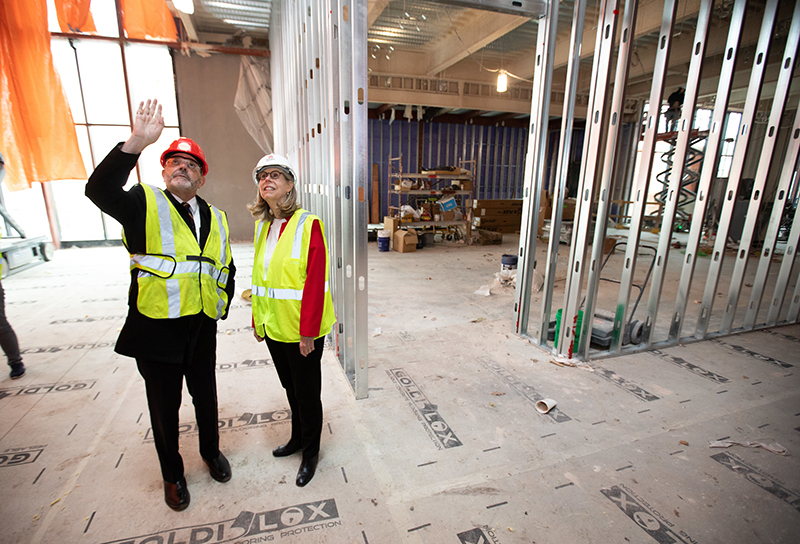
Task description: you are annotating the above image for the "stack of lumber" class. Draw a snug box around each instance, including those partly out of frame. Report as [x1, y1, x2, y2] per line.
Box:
[471, 199, 523, 233]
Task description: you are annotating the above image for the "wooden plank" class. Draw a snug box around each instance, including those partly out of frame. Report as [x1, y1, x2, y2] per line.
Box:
[372, 164, 380, 224]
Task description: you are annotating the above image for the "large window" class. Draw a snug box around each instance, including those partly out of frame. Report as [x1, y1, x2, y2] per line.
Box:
[2, 2, 179, 243]
[716, 112, 742, 179]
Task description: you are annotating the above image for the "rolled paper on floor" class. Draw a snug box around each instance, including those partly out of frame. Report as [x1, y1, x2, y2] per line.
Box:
[536, 398, 557, 414]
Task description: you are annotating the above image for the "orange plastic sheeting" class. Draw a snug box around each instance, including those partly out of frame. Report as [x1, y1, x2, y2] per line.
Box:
[0, 0, 87, 191]
[55, 0, 96, 33]
[121, 0, 178, 41]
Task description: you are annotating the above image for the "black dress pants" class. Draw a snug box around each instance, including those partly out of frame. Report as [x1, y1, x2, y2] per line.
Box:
[265, 336, 324, 460]
[137, 347, 220, 483]
[0, 282, 22, 367]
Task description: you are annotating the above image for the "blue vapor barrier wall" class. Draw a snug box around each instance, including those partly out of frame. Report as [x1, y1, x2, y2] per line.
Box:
[542, 122, 639, 204]
[543, 126, 586, 196]
[369, 119, 531, 219]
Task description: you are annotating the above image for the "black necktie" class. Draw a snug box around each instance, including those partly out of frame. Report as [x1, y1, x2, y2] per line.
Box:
[182, 202, 197, 240]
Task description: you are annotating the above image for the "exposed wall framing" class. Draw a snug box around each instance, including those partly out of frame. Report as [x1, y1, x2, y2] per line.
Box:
[271, 0, 369, 398]
[515, 0, 800, 360]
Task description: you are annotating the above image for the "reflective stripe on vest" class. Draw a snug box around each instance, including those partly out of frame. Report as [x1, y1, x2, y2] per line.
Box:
[250, 209, 336, 342]
[264, 281, 330, 301]
[130, 185, 231, 320]
[210, 206, 230, 318]
[131, 255, 230, 286]
[152, 188, 180, 317]
[292, 213, 310, 259]
[250, 212, 311, 295]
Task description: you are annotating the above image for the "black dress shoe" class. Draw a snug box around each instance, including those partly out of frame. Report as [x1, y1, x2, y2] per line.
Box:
[164, 478, 190, 511]
[273, 442, 302, 457]
[9, 363, 25, 379]
[204, 452, 232, 483]
[296, 455, 319, 487]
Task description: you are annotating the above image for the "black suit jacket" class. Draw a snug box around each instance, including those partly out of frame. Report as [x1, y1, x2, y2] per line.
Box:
[86, 143, 236, 364]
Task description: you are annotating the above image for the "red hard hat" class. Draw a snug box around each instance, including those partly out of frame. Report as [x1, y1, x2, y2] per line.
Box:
[160, 137, 208, 175]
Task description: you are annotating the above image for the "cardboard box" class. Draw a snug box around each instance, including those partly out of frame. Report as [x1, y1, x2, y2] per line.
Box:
[478, 207, 523, 217]
[420, 203, 435, 221]
[440, 210, 455, 221]
[454, 178, 472, 191]
[384, 216, 400, 238]
[562, 198, 576, 220]
[603, 236, 622, 254]
[476, 229, 503, 245]
[479, 225, 519, 234]
[438, 196, 457, 211]
[537, 206, 547, 237]
[473, 216, 520, 227]
[393, 229, 418, 253]
[538, 195, 552, 237]
[473, 199, 524, 209]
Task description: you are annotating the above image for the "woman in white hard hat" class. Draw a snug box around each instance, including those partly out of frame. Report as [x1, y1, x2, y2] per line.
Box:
[248, 153, 336, 487]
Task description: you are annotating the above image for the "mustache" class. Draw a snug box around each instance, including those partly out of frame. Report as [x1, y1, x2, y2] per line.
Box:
[171, 170, 191, 179]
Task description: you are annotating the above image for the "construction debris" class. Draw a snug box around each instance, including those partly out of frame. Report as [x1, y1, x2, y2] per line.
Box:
[549, 355, 594, 372]
[708, 439, 787, 456]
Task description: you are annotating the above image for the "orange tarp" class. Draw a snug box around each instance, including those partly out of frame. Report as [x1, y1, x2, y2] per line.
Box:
[121, 0, 178, 41]
[0, 0, 86, 191]
[54, 0, 96, 34]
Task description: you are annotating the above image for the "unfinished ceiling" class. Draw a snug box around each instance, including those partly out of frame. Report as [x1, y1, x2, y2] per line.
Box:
[182, 0, 796, 124]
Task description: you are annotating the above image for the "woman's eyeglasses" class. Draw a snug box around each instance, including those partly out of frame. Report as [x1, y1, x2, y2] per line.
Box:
[258, 170, 284, 181]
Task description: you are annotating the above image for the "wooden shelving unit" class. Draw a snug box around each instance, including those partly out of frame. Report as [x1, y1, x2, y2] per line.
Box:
[387, 156, 474, 241]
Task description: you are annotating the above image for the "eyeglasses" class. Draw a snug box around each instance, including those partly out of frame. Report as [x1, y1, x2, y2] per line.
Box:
[166, 157, 201, 171]
[258, 170, 284, 181]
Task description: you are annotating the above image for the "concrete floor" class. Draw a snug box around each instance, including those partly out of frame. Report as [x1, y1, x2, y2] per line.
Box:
[1, 237, 799, 544]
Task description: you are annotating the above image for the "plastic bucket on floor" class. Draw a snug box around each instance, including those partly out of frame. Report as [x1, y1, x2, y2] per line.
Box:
[501, 254, 518, 271]
[378, 230, 390, 252]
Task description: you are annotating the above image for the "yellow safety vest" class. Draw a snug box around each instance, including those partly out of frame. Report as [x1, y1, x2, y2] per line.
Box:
[251, 209, 336, 342]
[124, 184, 232, 320]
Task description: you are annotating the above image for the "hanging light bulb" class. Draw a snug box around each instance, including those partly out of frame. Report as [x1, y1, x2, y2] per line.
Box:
[497, 70, 508, 93]
[173, 0, 194, 15]
[370, 43, 381, 59]
[385, 46, 394, 61]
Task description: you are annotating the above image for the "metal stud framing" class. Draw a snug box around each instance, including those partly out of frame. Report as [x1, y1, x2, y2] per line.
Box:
[514, 0, 558, 338]
[668, 0, 747, 343]
[537, 0, 588, 348]
[271, 0, 800, 372]
[271, 0, 369, 398]
[578, 0, 638, 358]
[694, 0, 779, 339]
[726, 1, 800, 332]
[765, 104, 800, 326]
[608, 0, 677, 354]
[513, 0, 799, 361]
[641, 0, 713, 347]
[560, 0, 619, 357]
[750, 100, 800, 328]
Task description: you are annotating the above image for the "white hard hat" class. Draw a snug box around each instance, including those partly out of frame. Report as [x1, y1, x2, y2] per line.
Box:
[253, 153, 298, 185]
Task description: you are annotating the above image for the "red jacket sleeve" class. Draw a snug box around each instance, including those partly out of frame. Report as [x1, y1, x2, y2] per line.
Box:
[300, 219, 327, 337]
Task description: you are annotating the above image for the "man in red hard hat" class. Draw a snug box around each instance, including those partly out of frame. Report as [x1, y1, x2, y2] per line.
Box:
[86, 99, 235, 511]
